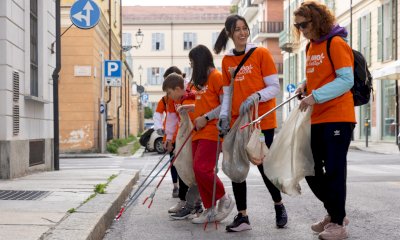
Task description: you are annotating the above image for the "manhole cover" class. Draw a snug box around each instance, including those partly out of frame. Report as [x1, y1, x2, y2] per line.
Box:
[0, 190, 51, 200]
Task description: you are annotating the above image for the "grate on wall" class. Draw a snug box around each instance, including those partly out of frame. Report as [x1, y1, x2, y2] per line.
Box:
[0, 190, 51, 200]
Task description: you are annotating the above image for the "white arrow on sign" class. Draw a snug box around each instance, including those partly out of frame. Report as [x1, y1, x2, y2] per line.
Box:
[73, 1, 94, 27]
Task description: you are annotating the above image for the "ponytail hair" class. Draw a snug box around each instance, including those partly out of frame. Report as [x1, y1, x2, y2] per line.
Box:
[214, 14, 249, 54]
[213, 27, 229, 54]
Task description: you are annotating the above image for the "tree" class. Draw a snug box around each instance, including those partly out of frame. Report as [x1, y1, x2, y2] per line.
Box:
[144, 106, 153, 119]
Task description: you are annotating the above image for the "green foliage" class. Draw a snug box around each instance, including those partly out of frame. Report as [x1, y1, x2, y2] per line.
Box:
[94, 183, 107, 194]
[67, 208, 76, 213]
[106, 135, 138, 153]
[230, 5, 238, 14]
[144, 106, 153, 119]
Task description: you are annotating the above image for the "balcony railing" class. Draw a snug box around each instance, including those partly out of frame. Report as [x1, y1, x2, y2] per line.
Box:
[279, 31, 298, 53]
[252, 21, 284, 39]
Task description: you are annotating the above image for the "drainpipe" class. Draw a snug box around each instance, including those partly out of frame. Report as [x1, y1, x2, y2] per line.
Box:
[52, 0, 61, 171]
[106, 0, 112, 137]
[117, 74, 123, 139]
[125, 71, 128, 138]
[395, 0, 399, 148]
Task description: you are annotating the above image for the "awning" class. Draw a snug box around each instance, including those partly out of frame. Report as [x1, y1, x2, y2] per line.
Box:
[372, 60, 400, 80]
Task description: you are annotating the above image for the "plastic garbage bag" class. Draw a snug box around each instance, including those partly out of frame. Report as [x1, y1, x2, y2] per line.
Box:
[263, 106, 314, 195]
[174, 111, 196, 187]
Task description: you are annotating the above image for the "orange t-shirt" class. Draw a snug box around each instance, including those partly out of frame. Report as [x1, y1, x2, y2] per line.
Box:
[222, 47, 277, 130]
[166, 87, 196, 141]
[155, 96, 173, 142]
[192, 69, 223, 142]
[306, 37, 356, 124]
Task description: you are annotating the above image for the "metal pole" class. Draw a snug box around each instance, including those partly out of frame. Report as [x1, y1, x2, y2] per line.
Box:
[100, 52, 105, 153]
[365, 118, 369, 148]
[52, 0, 61, 170]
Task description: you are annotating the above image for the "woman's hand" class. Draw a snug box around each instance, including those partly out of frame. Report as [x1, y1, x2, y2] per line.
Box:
[176, 104, 195, 114]
[295, 82, 307, 100]
[194, 115, 207, 131]
[163, 140, 174, 153]
[299, 94, 316, 112]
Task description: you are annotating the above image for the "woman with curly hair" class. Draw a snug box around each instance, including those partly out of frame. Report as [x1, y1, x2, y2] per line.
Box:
[293, 1, 354, 239]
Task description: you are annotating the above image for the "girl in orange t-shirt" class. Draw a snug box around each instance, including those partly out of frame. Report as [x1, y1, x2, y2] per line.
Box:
[187, 45, 235, 224]
[293, 2, 354, 239]
[214, 15, 287, 232]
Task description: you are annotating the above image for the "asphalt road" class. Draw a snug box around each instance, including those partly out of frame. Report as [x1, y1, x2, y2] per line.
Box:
[99, 149, 400, 240]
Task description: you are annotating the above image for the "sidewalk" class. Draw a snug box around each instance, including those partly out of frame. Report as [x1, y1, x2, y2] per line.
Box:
[0, 163, 139, 240]
[350, 140, 399, 155]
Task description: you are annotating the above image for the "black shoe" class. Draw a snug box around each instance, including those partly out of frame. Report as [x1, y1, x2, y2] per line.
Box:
[275, 204, 288, 228]
[170, 207, 193, 220]
[226, 213, 252, 232]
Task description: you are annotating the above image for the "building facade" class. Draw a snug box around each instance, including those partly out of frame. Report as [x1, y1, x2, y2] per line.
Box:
[59, 0, 140, 153]
[0, 0, 55, 178]
[122, 6, 231, 111]
[279, 0, 399, 146]
[233, 0, 285, 129]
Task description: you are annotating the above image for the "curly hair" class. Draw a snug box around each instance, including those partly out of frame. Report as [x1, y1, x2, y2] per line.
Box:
[293, 1, 336, 41]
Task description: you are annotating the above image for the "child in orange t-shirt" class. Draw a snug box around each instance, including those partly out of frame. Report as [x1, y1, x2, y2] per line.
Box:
[183, 45, 235, 224]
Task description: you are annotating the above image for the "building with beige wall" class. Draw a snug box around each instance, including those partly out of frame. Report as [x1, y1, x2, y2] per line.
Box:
[279, 0, 399, 146]
[59, 0, 140, 153]
[122, 6, 231, 111]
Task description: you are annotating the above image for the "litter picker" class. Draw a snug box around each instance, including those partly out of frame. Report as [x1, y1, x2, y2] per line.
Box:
[142, 128, 195, 208]
[240, 93, 300, 130]
[114, 153, 172, 221]
[203, 135, 221, 230]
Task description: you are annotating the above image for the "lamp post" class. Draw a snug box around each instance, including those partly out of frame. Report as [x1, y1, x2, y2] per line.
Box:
[138, 65, 143, 86]
[122, 28, 144, 52]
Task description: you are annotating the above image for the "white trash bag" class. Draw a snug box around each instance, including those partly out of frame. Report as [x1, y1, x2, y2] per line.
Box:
[263, 106, 314, 195]
[174, 111, 196, 187]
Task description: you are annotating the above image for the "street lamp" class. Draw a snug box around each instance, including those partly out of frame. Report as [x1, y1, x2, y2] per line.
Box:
[122, 28, 144, 52]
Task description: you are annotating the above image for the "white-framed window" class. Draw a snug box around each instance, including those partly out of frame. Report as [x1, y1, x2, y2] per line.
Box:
[378, 0, 394, 61]
[152, 33, 164, 51]
[30, 0, 38, 97]
[147, 67, 164, 85]
[184, 67, 192, 81]
[212, 32, 219, 46]
[359, 13, 371, 65]
[183, 32, 197, 50]
[122, 32, 132, 46]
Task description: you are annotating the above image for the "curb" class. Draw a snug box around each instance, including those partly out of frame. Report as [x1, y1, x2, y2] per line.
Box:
[42, 170, 139, 240]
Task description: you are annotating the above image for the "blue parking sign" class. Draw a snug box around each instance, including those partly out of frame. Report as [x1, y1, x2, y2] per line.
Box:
[70, 0, 100, 29]
[104, 60, 122, 87]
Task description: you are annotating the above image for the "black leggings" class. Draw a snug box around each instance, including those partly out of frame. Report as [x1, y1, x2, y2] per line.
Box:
[232, 129, 282, 212]
[305, 122, 353, 225]
[169, 144, 189, 201]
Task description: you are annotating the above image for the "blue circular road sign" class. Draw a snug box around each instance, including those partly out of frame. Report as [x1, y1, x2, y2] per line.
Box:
[286, 83, 296, 93]
[70, 0, 100, 29]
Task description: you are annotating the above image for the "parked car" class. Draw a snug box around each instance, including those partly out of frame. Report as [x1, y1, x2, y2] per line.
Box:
[139, 127, 165, 154]
[144, 122, 154, 130]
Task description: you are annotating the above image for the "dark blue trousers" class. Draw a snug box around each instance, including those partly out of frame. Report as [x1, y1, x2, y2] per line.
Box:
[306, 122, 354, 225]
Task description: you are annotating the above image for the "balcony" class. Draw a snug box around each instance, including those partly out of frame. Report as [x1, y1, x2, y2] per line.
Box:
[251, 0, 264, 4]
[238, 0, 258, 20]
[251, 21, 284, 43]
[279, 31, 298, 53]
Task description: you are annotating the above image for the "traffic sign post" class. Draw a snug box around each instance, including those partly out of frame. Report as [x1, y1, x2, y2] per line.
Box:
[104, 60, 122, 87]
[286, 83, 296, 93]
[70, 0, 100, 29]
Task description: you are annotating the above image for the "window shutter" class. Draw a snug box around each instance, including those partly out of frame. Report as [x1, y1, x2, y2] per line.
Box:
[160, 68, 165, 85]
[357, 18, 362, 52]
[377, 5, 383, 61]
[160, 33, 165, 51]
[193, 33, 197, 47]
[388, 0, 393, 60]
[152, 33, 156, 51]
[366, 12, 371, 65]
[147, 68, 151, 85]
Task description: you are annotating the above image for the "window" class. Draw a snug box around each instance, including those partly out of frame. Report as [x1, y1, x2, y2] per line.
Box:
[30, 0, 38, 97]
[212, 32, 219, 46]
[152, 33, 164, 51]
[378, 1, 394, 61]
[183, 33, 197, 50]
[147, 67, 164, 85]
[183, 67, 192, 80]
[358, 13, 371, 65]
[381, 80, 397, 139]
[122, 32, 132, 46]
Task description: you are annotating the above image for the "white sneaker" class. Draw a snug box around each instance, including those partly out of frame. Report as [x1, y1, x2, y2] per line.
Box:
[215, 194, 235, 222]
[168, 200, 185, 213]
[191, 208, 217, 224]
